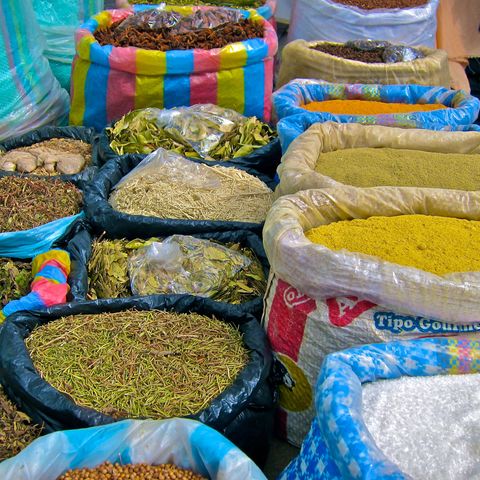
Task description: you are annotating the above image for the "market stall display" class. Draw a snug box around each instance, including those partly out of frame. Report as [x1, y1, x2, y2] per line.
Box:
[70, 7, 277, 130]
[280, 337, 480, 480]
[288, 0, 439, 47]
[275, 122, 480, 196]
[262, 186, 480, 445]
[278, 40, 450, 88]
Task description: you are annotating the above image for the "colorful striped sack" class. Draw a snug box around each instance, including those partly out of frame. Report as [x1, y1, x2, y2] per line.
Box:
[0, 0, 69, 141]
[70, 8, 277, 130]
[0, 250, 71, 321]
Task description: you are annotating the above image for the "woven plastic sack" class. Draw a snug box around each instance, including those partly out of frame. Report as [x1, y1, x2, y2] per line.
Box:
[288, 0, 439, 47]
[278, 40, 450, 89]
[277, 112, 480, 152]
[262, 187, 480, 445]
[273, 80, 480, 128]
[70, 8, 277, 131]
[275, 122, 480, 196]
[116, 1, 278, 22]
[32, 0, 104, 91]
[280, 337, 480, 479]
[0, 418, 267, 480]
[0, 0, 69, 141]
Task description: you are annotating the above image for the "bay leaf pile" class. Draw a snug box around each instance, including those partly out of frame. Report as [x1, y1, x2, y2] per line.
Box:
[108, 107, 275, 159]
[0, 385, 42, 462]
[27, 310, 248, 419]
[0, 259, 32, 307]
[0, 177, 82, 232]
[0, 138, 92, 175]
[88, 235, 266, 303]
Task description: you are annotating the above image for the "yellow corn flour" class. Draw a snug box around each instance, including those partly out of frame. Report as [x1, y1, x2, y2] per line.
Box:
[305, 215, 480, 275]
[314, 148, 480, 189]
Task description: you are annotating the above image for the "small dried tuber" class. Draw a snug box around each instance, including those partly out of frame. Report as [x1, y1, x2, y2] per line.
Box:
[56, 154, 86, 175]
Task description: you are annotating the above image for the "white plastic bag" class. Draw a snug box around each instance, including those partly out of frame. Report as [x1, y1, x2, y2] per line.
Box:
[0, 418, 267, 480]
[288, 0, 439, 48]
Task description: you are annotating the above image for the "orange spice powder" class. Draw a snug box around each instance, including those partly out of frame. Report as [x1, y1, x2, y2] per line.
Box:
[302, 99, 447, 115]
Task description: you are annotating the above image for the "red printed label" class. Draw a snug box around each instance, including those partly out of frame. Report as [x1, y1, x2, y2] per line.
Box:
[327, 296, 376, 327]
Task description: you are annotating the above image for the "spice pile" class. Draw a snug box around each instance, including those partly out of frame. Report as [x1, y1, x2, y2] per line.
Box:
[314, 148, 480, 190]
[302, 99, 446, 114]
[27, 310, 249, 419]
[89, 235, 266, 302]
[0, 177, 82, 232]
[306, 215, 480, 275]
[109, 154, 273, 223]
[0, 138, 92, 175]
[332, 0, 428, 8]
[94, 10, 264, 51]
[58, 462, 207, 480]
[108, 107, 275, 159]
[0, 385, 42, 462]
[0, 259, 31, 306]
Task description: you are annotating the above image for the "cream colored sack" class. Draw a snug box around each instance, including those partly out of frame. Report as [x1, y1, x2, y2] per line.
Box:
[275, 122, 480, 197]
[277, 40, 450, 88]
[264, 187, 480, 324]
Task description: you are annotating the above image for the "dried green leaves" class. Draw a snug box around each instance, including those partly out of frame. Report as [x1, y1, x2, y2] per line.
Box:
[0, 259, 32, 307]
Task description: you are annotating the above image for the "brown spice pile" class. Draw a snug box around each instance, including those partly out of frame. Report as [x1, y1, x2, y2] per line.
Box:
[333, 0, 427, 8]
[58, 462, 206, 480]
[312, 43, 384, 63]
[94, 19, 264, 50]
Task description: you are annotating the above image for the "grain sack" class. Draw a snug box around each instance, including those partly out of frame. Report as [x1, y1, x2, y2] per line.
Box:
[277, 40, 450, 88]
[280, 337, 480, 480]
[70, 8, 277, 130]
[275, 122, 480, 196]
[288, 0, 439, 47]
[262, 186, 480, 445]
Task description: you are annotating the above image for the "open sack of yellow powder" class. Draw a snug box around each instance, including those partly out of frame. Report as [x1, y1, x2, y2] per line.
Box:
[275, 122, 480, 197]
[262, 186, 480, 447]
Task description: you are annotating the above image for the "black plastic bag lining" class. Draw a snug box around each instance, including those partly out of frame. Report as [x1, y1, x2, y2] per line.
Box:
[0, 296, 275, 465]
[0, 126, 100, 183]
[84, 154, 270, 237]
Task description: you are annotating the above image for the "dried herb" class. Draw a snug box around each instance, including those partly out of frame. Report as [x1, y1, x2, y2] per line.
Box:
[0, 177, 82, 232]
[0, 385, 42, 462]
[27, 310, 248, 419]
[0, 259, 32, 306]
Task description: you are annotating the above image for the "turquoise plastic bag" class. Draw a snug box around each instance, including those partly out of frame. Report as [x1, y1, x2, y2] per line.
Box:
[280, 337, 480, 480]
[0, 213, 84, 259]
[0, 418, 267, 480]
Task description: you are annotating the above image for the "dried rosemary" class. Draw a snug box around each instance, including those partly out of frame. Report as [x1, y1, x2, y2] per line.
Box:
[0, 259, 32, 306]
[27, 311, 249, 419]
[0, 177, 82, 232]
[0, 385, 42, 462]
[109, 164, 273, 223]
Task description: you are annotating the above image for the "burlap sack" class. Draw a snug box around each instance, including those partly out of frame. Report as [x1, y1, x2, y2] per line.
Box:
[277, 40, 450, 88]
[275, 122, 480, 197]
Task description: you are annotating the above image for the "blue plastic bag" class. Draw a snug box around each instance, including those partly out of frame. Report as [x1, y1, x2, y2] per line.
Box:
[279, 337, 480, 480]
[273, 81, 480, 150]
[0, 418, 267, 480]
[277, 111, 480, 151]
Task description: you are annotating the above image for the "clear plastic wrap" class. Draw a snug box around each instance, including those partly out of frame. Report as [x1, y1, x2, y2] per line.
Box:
[116, 8, 182, 31]
[344, 40, 425, 62]
[128, 235, 251, 296]
[0, 419, 267, 480]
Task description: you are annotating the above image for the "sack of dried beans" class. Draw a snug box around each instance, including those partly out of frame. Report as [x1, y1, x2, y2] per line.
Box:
[0, 296, 275, 466]
[280, 337, 480, 480]
[84, 148, 274, 236]
[262, 186, 480, 445]
[275, 122, 480, 197]
[278, 40, 450, 88]
[0, 418, 267, 480]
[288, 0, 439, 47]
[0, 126, 100, 182]
[70, 7, 277, 131]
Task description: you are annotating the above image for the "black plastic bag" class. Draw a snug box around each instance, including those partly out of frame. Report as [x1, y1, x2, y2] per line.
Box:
[84, 154, 271, 237]
[70, 228, 269, 318]
[0, 296, 276, 466]
[0, 126, 100, 183]
[98, 126, 282, 178]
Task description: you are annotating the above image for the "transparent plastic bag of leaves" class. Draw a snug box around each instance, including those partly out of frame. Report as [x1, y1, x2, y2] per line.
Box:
[172, 8, 243, 33]
[112, 148, 222, 192]
[128, 235, 252, 297]
[345, 40, 425, 62]
[116, 8, 181, 32]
